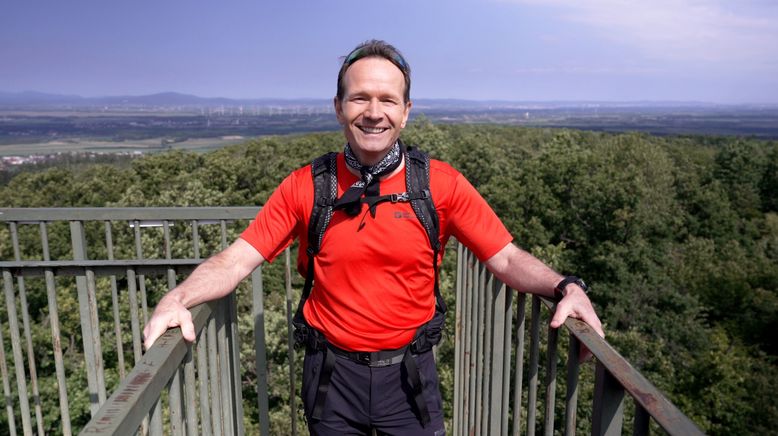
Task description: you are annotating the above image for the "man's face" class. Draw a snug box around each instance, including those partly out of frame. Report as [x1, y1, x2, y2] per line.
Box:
[335, 57, 412, 166]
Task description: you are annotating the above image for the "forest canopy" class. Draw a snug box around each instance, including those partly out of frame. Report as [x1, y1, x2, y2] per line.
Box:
[1, 121, 777, 434]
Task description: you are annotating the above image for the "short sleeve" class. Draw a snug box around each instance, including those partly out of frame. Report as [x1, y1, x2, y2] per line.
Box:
[240, 170, 307, 262]
[446, 173, 513, 261]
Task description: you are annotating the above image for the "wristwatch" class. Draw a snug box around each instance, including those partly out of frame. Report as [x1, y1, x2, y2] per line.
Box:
[554, 276, 588, 300]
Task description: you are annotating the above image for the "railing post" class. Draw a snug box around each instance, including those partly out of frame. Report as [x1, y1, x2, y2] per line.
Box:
[592, 361, 625, 436]
[564, 336, 581, 436]
[2, 268, 31, 436]
[453, 243, 464, 436]
[0, 310, 17, 436]
[41, 222, 72, 436]
[252, 267, 270, 436]
[526, 296, 541, 436]
[511, 292, 526, 436]
[70, 220, 107, 414]
[227, 290, 245, 435]
[474, 265, 487, 435]
[283, 248, 298, 436]
[544, 318, 559, 436]
[10, 222, 45, 436]
[217, 298, 235, 435]
[207, 314, 223, 435]
[500, 288, 514, 436]
[466, 254, 478, 434]
[488, 279, 507, 435]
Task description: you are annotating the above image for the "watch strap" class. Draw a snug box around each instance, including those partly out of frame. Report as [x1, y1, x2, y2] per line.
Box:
[554, 276, 588, 300]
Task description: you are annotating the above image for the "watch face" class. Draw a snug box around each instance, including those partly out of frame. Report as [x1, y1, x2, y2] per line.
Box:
[576, 278, 588, 292]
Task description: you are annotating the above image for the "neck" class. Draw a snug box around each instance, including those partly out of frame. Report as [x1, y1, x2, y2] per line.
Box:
[352, 149, 385, 167]
[345, 155, 405, 180]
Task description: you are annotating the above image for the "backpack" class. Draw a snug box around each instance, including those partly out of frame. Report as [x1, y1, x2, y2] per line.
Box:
[292, 144, 445, 426]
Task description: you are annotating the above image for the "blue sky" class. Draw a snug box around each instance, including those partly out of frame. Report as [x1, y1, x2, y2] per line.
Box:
[2, 0, 777, 103]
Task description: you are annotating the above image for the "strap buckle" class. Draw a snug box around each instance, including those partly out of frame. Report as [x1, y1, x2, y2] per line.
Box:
[355, 352, 372, 365]
[390, 192, 410, 203]
[293, 324, 309, 348]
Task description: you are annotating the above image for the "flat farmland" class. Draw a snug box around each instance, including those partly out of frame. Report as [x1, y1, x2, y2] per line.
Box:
[2, 103, 777, 159]
[0, 136, 248, 156]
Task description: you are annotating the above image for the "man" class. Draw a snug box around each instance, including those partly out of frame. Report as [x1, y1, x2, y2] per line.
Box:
[143, 40, 604, 436]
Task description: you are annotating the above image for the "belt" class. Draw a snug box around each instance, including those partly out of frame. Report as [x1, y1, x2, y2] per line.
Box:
[325, 343, 409, 367]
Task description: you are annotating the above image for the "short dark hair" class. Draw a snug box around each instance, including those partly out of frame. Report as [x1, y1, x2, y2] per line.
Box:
[336, 40, 411, 103]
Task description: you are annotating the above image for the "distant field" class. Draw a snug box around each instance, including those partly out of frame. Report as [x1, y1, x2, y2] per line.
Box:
[2, 105, 777, 158]
[0, 136, 249, 156]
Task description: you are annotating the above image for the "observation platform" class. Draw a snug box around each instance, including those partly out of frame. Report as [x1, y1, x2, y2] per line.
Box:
[0, 208, 704, 435]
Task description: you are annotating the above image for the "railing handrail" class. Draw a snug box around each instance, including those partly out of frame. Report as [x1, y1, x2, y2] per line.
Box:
[78, 301, 216, 435]
[546, 299, 704, 435]
[0, 206, 260, 222]
[0, 260, 203, 278]
[0, 260, 203, 268]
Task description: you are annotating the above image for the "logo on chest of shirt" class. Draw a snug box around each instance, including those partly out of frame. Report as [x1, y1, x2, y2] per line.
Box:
[393, 211, 413, 219]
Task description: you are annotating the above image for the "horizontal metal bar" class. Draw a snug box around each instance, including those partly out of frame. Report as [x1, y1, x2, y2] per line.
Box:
[540, 298, 704, 436]
[2, 260, 203, 278]
[0, 207, 260, 222]
[79, 301, 215, 435]
[1, 259, 204, 269]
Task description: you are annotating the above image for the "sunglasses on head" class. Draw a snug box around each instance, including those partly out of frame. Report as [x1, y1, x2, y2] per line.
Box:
[343, 47, 409, 72]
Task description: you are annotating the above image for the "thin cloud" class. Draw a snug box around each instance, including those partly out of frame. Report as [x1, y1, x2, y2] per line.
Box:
[502, 0, 778, 66]
[468, 65, 666, 75]
[511, 66, 665, 75]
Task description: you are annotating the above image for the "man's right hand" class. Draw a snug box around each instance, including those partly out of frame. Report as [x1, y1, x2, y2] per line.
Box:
[140, 238, 266, 350]
[143, 292, 196, 350]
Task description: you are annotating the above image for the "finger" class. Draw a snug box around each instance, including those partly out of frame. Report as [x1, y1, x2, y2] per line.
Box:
[549, 302, 570, 329]
[143, 322, 166, 350]
[179, 310, 196, 343]
[581, 312, 605, 338]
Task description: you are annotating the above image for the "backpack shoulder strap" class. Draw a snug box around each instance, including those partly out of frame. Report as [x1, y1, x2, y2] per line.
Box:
[294, 151, 337, 333]
[307, 151, 339, 256]
[405, 146, 440, 252]
[405, 146, 446, 315]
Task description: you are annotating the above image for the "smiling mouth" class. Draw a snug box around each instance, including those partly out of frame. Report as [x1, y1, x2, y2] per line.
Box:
[358, 126, 388, 134]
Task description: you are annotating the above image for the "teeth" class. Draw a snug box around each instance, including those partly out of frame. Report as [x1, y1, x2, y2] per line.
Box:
[360, 126, 386, 134]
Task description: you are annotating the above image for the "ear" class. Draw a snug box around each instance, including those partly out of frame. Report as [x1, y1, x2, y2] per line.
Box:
[334, 97, 345, 125]
[400, 99, 412, 129]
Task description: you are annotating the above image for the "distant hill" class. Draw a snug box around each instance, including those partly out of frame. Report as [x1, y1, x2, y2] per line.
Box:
[3, 90, 777, 139]
[0, 90, 757, 110]
[0, 91, 331, 108]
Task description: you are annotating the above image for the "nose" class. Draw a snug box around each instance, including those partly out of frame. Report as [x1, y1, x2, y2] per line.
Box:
[364, 99, 382, 120]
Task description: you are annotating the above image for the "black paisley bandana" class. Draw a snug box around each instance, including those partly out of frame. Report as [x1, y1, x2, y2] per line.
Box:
[334, 142, 402, 216]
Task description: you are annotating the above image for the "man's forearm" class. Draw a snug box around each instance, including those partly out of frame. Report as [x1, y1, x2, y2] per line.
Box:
[484, 242, 604, 343]
[166, 250, 252, 308]
[143, 238, 264, 348]
[484, 243, 562, 297]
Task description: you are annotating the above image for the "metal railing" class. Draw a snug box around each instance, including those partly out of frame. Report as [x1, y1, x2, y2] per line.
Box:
[0, 208, 705, 435]
[79, 297, 241, 435]
[0, 208, 262, 436]
[452, 245, 703, 436]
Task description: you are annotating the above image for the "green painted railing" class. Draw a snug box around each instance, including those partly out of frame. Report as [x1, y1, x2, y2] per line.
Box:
[0, 208, 261, 436]
[452, 246, 703, 436]
[0, 208, 704, 435]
